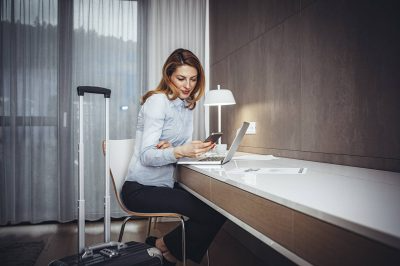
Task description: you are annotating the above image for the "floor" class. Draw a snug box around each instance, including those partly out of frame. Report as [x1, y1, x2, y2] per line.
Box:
[0, 219, 181, 266]
[0, 219, 295, 266]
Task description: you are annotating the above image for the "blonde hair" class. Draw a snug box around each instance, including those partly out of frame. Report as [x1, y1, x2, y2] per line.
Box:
[141, 48, 205, 110]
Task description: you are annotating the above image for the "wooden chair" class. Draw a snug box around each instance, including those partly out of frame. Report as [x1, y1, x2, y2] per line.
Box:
[102, 139, 186, 265]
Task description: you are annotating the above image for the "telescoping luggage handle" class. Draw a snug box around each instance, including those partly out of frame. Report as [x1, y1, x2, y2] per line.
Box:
[77, 86, 117, 258]
[77, 86, 111, 98]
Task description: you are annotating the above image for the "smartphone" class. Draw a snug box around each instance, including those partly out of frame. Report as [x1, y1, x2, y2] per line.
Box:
[204, 132, 223, 143]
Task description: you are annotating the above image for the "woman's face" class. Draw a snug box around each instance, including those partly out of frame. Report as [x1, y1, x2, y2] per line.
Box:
[170, 65, 198, 100]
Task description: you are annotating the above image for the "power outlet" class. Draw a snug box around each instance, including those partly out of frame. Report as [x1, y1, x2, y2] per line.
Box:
[246, 122, 256, 134]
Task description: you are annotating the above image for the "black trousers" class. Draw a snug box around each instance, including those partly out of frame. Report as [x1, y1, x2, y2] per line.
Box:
[121, 180, 226, 263]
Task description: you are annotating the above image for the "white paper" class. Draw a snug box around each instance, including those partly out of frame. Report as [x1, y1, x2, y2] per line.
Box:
[227, 167, 307, 175]
[232, 154, 278, 161]
[193, 165, 224, 169]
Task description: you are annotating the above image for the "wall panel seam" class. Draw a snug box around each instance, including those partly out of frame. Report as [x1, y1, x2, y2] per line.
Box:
[211, 2, 313, 66]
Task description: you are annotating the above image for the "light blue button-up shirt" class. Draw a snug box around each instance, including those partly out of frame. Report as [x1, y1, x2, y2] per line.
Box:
[125, 93, 193, 188]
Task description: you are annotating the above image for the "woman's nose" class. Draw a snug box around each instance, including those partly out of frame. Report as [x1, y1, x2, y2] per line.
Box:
[184, 79, 190, 88]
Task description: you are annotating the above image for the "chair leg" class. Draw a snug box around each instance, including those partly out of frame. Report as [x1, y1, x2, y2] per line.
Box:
[206, 249, 210, 266]
[153, 217, 158, 229]
[119, 216, 133, 242]
[179, 216, 186, 266]
[146, 217, 152, 237]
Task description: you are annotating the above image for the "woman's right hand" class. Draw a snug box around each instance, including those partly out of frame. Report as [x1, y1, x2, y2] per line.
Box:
[156, 140, 171, 149]
[174, 140, 215, 159]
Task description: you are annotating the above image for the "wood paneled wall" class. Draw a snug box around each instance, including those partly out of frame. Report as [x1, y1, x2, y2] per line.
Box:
[209, 0, 400, 172]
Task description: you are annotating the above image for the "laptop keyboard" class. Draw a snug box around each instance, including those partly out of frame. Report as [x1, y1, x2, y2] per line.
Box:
[199, 156, 224, 162]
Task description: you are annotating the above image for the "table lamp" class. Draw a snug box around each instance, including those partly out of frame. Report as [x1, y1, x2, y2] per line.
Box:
[204, 85, 236, 144]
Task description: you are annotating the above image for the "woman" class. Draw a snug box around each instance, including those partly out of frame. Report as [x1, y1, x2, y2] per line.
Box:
[121, 48, 226, 265]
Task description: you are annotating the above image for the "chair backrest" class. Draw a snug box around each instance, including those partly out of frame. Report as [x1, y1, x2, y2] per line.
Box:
[104, 139, 135, 213]
[104, 138, 182, 218]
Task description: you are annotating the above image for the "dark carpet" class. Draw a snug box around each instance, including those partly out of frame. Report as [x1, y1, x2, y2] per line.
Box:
[0, 241, 44, 266]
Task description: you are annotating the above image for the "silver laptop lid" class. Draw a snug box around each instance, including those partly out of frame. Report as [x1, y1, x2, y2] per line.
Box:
[222, 121, 250, 164]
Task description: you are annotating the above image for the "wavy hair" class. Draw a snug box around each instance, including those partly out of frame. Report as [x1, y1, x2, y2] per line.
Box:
[141, 48, 205, 110]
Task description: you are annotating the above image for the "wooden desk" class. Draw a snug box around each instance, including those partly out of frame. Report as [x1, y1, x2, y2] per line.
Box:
[176, 155, 400, 266]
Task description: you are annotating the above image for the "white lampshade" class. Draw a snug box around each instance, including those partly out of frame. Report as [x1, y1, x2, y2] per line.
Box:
[204, 89, 236, 106]
[204, 85, 236, 145]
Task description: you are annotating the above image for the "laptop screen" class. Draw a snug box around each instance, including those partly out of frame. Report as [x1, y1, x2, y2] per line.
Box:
[222, 121, 250, 164]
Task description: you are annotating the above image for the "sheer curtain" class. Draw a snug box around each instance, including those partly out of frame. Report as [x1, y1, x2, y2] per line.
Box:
[146, 0, 207, 140]
[1, 0, 60, 224]
[0, 0, 206, 225]
[1, 0, 140, 224]
[72, 0, 140, 219]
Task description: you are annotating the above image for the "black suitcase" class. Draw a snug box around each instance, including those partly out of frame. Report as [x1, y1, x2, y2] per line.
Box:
[49, 86, 162, 266]
[49, 241, 162, 266]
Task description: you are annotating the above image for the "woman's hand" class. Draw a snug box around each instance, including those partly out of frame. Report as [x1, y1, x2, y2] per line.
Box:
[156, 140, 171, 149]
[173, 140, 215, 159]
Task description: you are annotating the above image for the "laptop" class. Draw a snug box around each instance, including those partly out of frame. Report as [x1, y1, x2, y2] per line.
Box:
[177, 121, 250, 165]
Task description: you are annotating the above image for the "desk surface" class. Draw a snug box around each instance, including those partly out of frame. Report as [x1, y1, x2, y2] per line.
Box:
[182, 154, 400, 250]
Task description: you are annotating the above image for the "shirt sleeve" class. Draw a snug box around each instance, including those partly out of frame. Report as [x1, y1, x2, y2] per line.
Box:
[139, 94, 178, 166]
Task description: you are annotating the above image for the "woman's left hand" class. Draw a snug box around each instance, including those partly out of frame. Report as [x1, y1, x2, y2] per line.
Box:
[156, 140, 171, 149]
[173, 141, 215, 159]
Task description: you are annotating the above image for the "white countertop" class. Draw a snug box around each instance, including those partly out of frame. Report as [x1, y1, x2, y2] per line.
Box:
[184, 154, 400, 250]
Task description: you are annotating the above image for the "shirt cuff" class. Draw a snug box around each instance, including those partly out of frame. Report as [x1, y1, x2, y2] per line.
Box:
[165, 147, 178, 163]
